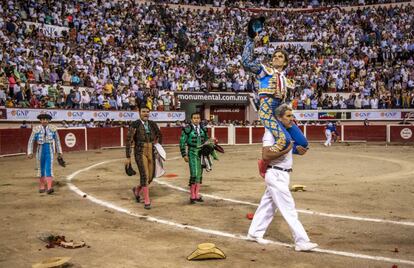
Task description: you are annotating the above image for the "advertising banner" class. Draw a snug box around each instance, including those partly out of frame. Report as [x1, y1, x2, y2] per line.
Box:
[24, 21, 69, 38]
[351, 111, 401, 120]
[5, 108, 185, 122]
[401, 111, 414, 119]
[318, 111, 342, 120]
[149, 111, 186, 122]
[175, 92, 249, 104]
[293, 111, 318, 121]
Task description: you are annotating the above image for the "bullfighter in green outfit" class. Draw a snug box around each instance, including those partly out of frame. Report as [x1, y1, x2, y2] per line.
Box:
[179, 112, 209, 204]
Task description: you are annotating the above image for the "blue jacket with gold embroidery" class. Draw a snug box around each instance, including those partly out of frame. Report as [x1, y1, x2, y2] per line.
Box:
[27, 125, 63, 155]
[242, 38, 289, 99]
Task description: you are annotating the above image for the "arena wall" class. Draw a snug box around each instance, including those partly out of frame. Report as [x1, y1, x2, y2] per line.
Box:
[1, 125, 413, 156]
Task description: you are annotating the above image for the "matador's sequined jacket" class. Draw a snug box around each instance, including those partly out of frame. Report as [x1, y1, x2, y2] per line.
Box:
[125, 120, 163, 159]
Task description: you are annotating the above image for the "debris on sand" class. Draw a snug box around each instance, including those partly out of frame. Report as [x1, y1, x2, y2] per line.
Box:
[38, 234, 86, 249]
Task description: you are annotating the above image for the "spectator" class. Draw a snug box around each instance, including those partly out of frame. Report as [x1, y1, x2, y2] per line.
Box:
[81, 91, 91, 110]
[0, 1, 412, 112]
[20, 120, 29, 129]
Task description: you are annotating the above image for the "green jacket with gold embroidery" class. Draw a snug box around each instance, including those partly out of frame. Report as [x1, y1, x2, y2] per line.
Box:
[179, 124, 209, 157]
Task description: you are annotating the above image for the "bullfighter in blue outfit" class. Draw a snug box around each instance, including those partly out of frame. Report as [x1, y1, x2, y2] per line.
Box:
[27, 113, 63, 194]
[242, 17, 308, 176]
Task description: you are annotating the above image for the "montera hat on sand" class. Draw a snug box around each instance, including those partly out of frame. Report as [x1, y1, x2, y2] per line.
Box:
[187, 243, 226, 261]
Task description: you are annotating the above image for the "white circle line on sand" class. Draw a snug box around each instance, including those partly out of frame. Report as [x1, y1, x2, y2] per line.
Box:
[66, 160, 414, 266]
[154, 179, 414, 227]
[80, 156, 414, 227]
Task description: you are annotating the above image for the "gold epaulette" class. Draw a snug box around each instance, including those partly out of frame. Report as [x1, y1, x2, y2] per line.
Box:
[49, 125, 58, 131]
[261, 64, 274, 76]
[33, 125, 42, 133]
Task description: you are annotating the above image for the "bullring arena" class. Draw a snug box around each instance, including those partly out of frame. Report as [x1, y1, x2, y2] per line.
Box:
[2, 0, 414, 267]
[1, 125, 414, 267]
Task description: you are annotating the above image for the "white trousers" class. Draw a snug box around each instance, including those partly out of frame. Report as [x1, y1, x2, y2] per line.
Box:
[248, 169, 310, 244]
[324, 130, 332, 146]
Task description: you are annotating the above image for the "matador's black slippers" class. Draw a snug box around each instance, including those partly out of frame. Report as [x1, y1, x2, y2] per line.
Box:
[132, 187, 141, 203]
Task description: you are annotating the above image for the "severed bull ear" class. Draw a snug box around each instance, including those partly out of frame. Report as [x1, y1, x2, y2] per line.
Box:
[247, 17, 265, 39]
[214, 144, 225, 153]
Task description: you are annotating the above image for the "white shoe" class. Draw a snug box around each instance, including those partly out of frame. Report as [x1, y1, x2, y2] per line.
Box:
[295, 242, 318, 252]
[247, 234, 270, 245]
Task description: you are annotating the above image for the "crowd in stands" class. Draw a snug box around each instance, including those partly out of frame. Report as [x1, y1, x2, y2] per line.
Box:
[1, 0, 413, 112]
[159, 0, 410, 8]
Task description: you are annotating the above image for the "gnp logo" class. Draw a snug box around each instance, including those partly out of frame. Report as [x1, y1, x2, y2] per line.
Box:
[93, 112, 110, 119]
[67, 111, 84, 118]
[150, 112, 159, 119]
[11, 109, 30, 117]
[47, 111, 58, 117]
[167, 112, 181, 119]
[119, 112, 135, 118]
[298, 113, 315, 119]
[355, 112, 370, 118]
[380, 112, 398, 118]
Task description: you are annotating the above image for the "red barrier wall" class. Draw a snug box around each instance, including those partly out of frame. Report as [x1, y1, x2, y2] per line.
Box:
[121, 127, 181, 145]
[87, 128, 121, 149]
[390, 125, 414, 142]
[214, 127, 228, 144]
[252, 127, 265, 143]
[235, 127, 249, 144]
[306, 126, 326, 141]
[122, 127, 128, 146]
[344, 125, 387, 141]
[1, 125, 413, 156]
[160, 127, 182, 144]
[58, 129, 86, 152]
[0, 128, 32, 155]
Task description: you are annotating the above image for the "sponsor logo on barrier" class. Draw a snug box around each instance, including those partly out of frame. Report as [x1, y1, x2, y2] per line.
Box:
[93, 112, 110, 119]
[67, 111, 85, 118]
[11, 109, 30, 118]
[293, 111, 318, 120]
[380, 112, 398, 118]
[119, 112, 135, 119]
[4, 108, 182, 122]
[44, 111, 58, 118]
[354, 112, 370, 118]
[149, 112, 185, 121]
[298, 113, 316, 119]
[400, 128, 413, 140]
[65, 133, 77, 148]
[351, 111, 402, 120]
[150, 112, 159, 119]
[167, 112, 181, 119]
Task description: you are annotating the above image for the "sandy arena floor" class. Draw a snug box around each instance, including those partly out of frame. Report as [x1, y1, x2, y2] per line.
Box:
[0, 144, 413, 268]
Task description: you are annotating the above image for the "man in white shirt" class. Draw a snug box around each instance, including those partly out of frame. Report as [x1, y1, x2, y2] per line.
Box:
[370, 96, 378, 109]
[80, 91, 90, 110]
[354, 94, 362, 109]
[247, 104, 318, 252]
[324, 121, 333, 147]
